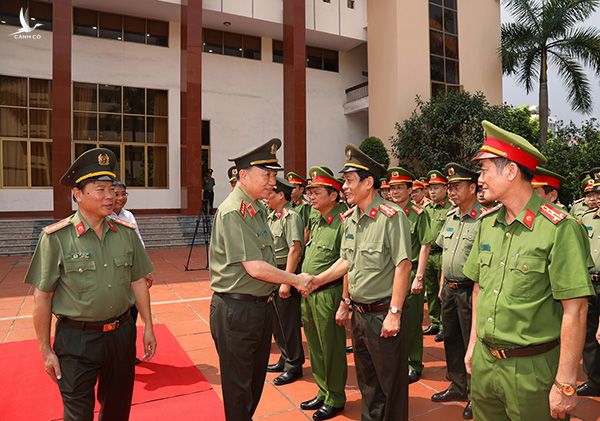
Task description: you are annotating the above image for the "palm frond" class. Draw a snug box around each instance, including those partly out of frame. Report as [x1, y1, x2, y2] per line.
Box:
[503, 0, 542, 30]
[543, 0, 600, 39]
[501, 23, 539, 74]
[550, 51, 593, 112]
[551, 26, 600, 74]
[517, 49, 541, 93]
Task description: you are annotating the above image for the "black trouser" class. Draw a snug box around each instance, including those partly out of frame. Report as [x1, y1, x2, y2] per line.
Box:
[352, 304, 409, 421]
[583, 281, 600, 388]
[53, 315, 136, 421]
[204, 191, 214, 211]
[272, 287, 304, 373]
[131, 305, 138, 343]
[209, 293, 273, 421]
[441, 282, 473, 396]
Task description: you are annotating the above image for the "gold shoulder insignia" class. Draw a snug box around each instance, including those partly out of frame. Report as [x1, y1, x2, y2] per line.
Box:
[478, 203, 503, 220]
[379, 203, 397, 218]
[112, 217, 136, 229]
[340, 206, 356, 222]
[446, 207, 459, 217]
[540, 204, 568, 225]
[42, 217, 71, 234]
[411, 204, 424, 215]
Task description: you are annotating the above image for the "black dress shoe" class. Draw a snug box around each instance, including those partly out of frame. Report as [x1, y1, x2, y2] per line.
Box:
[463, 401, 473, 419]
[423, 325, 440, 335]
[273, 371, 302, 386]
[576, 382, 600, 397]
[434, 331, 444, 342]
[313, 404, 343, 420]
[408, 369, 421, 384]
[345, 346, 353, 353]
[431, 388, 468, 402]
[300, 396, 325, 410]
[267, 362, 285, 373]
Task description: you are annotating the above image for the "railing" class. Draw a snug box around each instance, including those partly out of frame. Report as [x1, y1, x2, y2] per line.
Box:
[345, 81, 368, 102]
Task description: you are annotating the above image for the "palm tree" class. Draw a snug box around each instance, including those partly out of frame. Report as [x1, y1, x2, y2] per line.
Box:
[501, 0, 600, 149]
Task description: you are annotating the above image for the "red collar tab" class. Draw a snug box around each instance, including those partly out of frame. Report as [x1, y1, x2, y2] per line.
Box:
[531, 174, 561, 189]
[470, 209, 477, 219]
[369, 207, 378, 219]
[523, 209, 536, 229]
[482, 136, 540, 171]
[75, 221, 86, 237]
[239, 200, 247, 218]
[107, 220, 117, 232]
[404, 207, 411, 216]
[247, 203, 256, 217]
[325, 213, 334, 224]
[539, 204, 568, 225]
[275, 210, 283, 219]
[295, 199, 302, 206]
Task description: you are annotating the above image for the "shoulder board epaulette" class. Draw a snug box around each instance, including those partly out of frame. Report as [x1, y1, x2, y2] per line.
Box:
[573, 198, 584, 204]
[446, 207, 459, 217]
[340, 206, 356, 222]
[478, 203, 503, 219]
[379, 203, 397, 217]
[411, 204, 424, 215]
[112, 217, 136, 229]
[282, 208, 290, 217]
[539, 204, 568, 225]
[42, 217, 71, 234]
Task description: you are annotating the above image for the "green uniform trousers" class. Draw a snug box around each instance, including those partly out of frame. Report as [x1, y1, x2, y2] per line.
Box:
[54, 313, 136, 421]
[583, 281, 600, 388]
[272, 287, 305, 373]
[425, 252, 442, 328]
[210, 293, 273, 421]
[440, 282, 472, 395]
[352, 304, 409, 421]
[471, 340, 565, 421]
[406, 268, 424, 374]
[301, 284, 347, 408]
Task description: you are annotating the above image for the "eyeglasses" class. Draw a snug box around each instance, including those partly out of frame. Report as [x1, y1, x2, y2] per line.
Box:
[114, 192, 129, 197]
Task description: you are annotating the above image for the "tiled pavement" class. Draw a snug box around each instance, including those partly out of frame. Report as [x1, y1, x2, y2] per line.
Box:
[1, 247, 598, 420]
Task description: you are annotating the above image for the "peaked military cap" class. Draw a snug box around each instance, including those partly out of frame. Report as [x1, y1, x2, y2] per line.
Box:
[339, 144, 387, 181]
[286, 171, 307, 187]
[380, 178, 391, 190]
[589, 167, 600, 180]
[274, 177, 295, 197]
[474, 120, 547, 171]
[227, 166, 238, 182]
[309, 166, 342, 191]
[228, 138, 283, 171]
[531, 167, 565, 190]
[412, 179, 425, 190]
[60, 147, 117, 187]
[322, 166, 335, 177]
[443, 163, 478, 184]
[582, 175, 594, 193]
[387, 167, 415, 185]
[427, 170, 447, 185]
[419, 176, 429, 187]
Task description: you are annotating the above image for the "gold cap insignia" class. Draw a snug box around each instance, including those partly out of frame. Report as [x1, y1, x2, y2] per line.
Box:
[448, 167, 455, 176]
[288, 174, 293, 181]
[392, 171, 399, 177]
[311, 171, 317, 179]
[98, 153, 110, 166]
[232, 168, 238, 175]
[271, 143, 279, 155]
[346, 149, 352, 161]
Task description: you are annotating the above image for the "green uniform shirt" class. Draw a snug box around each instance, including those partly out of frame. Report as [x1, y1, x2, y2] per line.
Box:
[425, 198, 453, 249]
[291, 198, 312, 228]
[436, 202, 482, 280]
[267, 203, 304, 266]
[202, 176, 215, 192]
[581, 208, 600, 273]
[301, 202, 347, 276]
[24, 211, 153, 322]
[570, 199, 589, 220]
[463, 193, 594, 347]
[403, 203, 430, 263]
[209, 186, 277, 296]
[341, 195, 412, 303]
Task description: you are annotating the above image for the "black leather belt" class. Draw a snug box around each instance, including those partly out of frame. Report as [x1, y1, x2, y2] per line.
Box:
[445, 278, 474, 289]
[430, 248, 442, 255]
[314, 278, 343, 293]
[591, 273, 600, 283]
[482, 339, 559, 359]
[59, 309, 131, 333]
[352, 297, 391, 314]
[216, 292, 270, 303]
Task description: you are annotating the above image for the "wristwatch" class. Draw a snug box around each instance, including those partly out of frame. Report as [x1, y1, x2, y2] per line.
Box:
[342, 297, 352, 306]
[415, 274, 424, 282]
[553, 379, 576, 397]
[389, 305, 401, 314]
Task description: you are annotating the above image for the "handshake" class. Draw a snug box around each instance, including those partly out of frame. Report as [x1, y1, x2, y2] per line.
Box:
[295, 273, 318, 297]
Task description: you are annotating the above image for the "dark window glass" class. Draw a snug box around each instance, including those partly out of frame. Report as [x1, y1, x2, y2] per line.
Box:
[73, 82, 97, 111]
[323, 49, 339, 72]
[0, 75, 27, 106]
[73, 8, 98, 37]
[2, 140, 27, 186]
[431, 82, 445, 97]
[99, 84, 121, 113]
[273, 40, 283, 63]
[447, 85, 461, 93]
[147, 89, 167, 116]
[124, 145, 145, 186]
[444, 9, 457, 34]
[429, 0, 442, 5]
[445, 34, 458, 59]
[444, 0, 457, 10]
[202, 120, 210, 146]
[29, 78, 52, 108]
[429, 30, 443, 56]
[429, 4, 442, 31]
[147, 19, 168, 46]
[0, 0, 23, 27]
[30, 141, 52, 186]
[123, 87, 145, 114]
[29, 1, 52, 31]
[75, 143, 96, 159]
[99, 114, 121, 141]
[29, 109, 51, 138]
[123, 115, 145, 142]
[73, 112, 97, 140]
[0, 107, 27, 137]
[243, 35, 261, 60]
[430, 55, 445, 82]
[445, 59, 459, 84]
[99, 12, 122, 40]
[203, 29, 222, 54]
[223, 32, 243, 57]
[307, 47, 322, 69]
[147, 117, 167, 143]
[148, 146, 167, 187]
[123, 16, 145, 43]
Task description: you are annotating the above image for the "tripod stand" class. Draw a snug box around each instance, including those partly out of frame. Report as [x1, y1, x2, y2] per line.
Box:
[184, 202, 212, 271]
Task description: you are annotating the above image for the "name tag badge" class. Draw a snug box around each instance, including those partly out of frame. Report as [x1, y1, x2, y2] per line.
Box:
[481, 244, 491, 251]
[346, 233, 354, 240]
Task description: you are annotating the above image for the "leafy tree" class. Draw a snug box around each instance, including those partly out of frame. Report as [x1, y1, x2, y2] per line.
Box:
[359, 136, 390, 168]
[501, 0, 600, 150]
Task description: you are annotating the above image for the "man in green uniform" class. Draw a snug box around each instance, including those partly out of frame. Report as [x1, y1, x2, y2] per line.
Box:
[577, 174, 600, 397]
[463, 121, 594, 421]
[380, 178, 391, 201]
[266, 177, 305, 385]
[315, 146, 413, 421]
[387, 167, 431, 384]
[532, 167, 566, 208]
[202, 168, 216, 213]
[209, 138, 313, 421]
[570, 174, 595, 219]
[410, 179, 431, 208]
[431, 163, 481, 419]
[26, 148, 156, 421]
[299, 166, 348, 420]
[422, 170, 452, 342]
[227, 165, 238, 190]
[287, 171, 312, 228]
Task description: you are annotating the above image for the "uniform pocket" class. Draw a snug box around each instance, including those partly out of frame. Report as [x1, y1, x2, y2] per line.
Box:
[358, 241, 385, 270]
[507, 255, 548, 300]
[63, 260, 97, 293]
[114, 254, 133, 285]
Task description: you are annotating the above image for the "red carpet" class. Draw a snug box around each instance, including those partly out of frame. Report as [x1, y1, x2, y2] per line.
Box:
[0, 324, 224, 421]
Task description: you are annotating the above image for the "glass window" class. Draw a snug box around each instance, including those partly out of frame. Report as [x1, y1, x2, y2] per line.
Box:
[123, 115, 145, 142]
[323, 49, 339, 72]
[444, 9, 457, 34]
[429, 0, 459, 91]
[445, 34, 458, 59]
[99, 12, 122, 40]
[307, 47, 322, 69]
[147, 89, 167, 116]
[272, 40, 283, 63]
[429, 0, 442, 5]
[147, 117, 167, 144]
[0, 0, 22, 27]
[148, 146, 167, 187]
[99, 84, 121, 113]
[429, 4, 443, 31]
[75, 143, 96, 159]
[29, 1, 52, 31]
[243, 35, 261, 60]
[73, 112, 97, 141]
[124, 145, 145, 186]
[73, 8, 98, 37]
[146, 19, 168, 46]
[99, 114, 121, 141]
[30, 141, 51, 186]
[203, 29, 222, 54]
[431, 82, 446, 97]
[0, 75, 27, 107]
[98, 143, 121, 179]
[202, 120, 210, 146]
[2, 140, 27, 187]
[224, 32, 243, 57]
[124, 16, 146, 44]
[29, 78, 52, 108]
[123, 87, 145, 114]
[430, 56, 445, 82]
[73, 82, 97, 111]
[444, 0, 457, 10]
[0, 107, 27, 137]
[29, 109, 51, 139]
[429, 30, 443, 56]
[445, 59, 459, 84]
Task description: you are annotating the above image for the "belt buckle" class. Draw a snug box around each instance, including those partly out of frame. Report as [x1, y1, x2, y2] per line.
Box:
[448, 282, 458, 289]
[103, 321, 119, 332]
[490, 348, 507, 359]
[355, 305, 365, 314]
